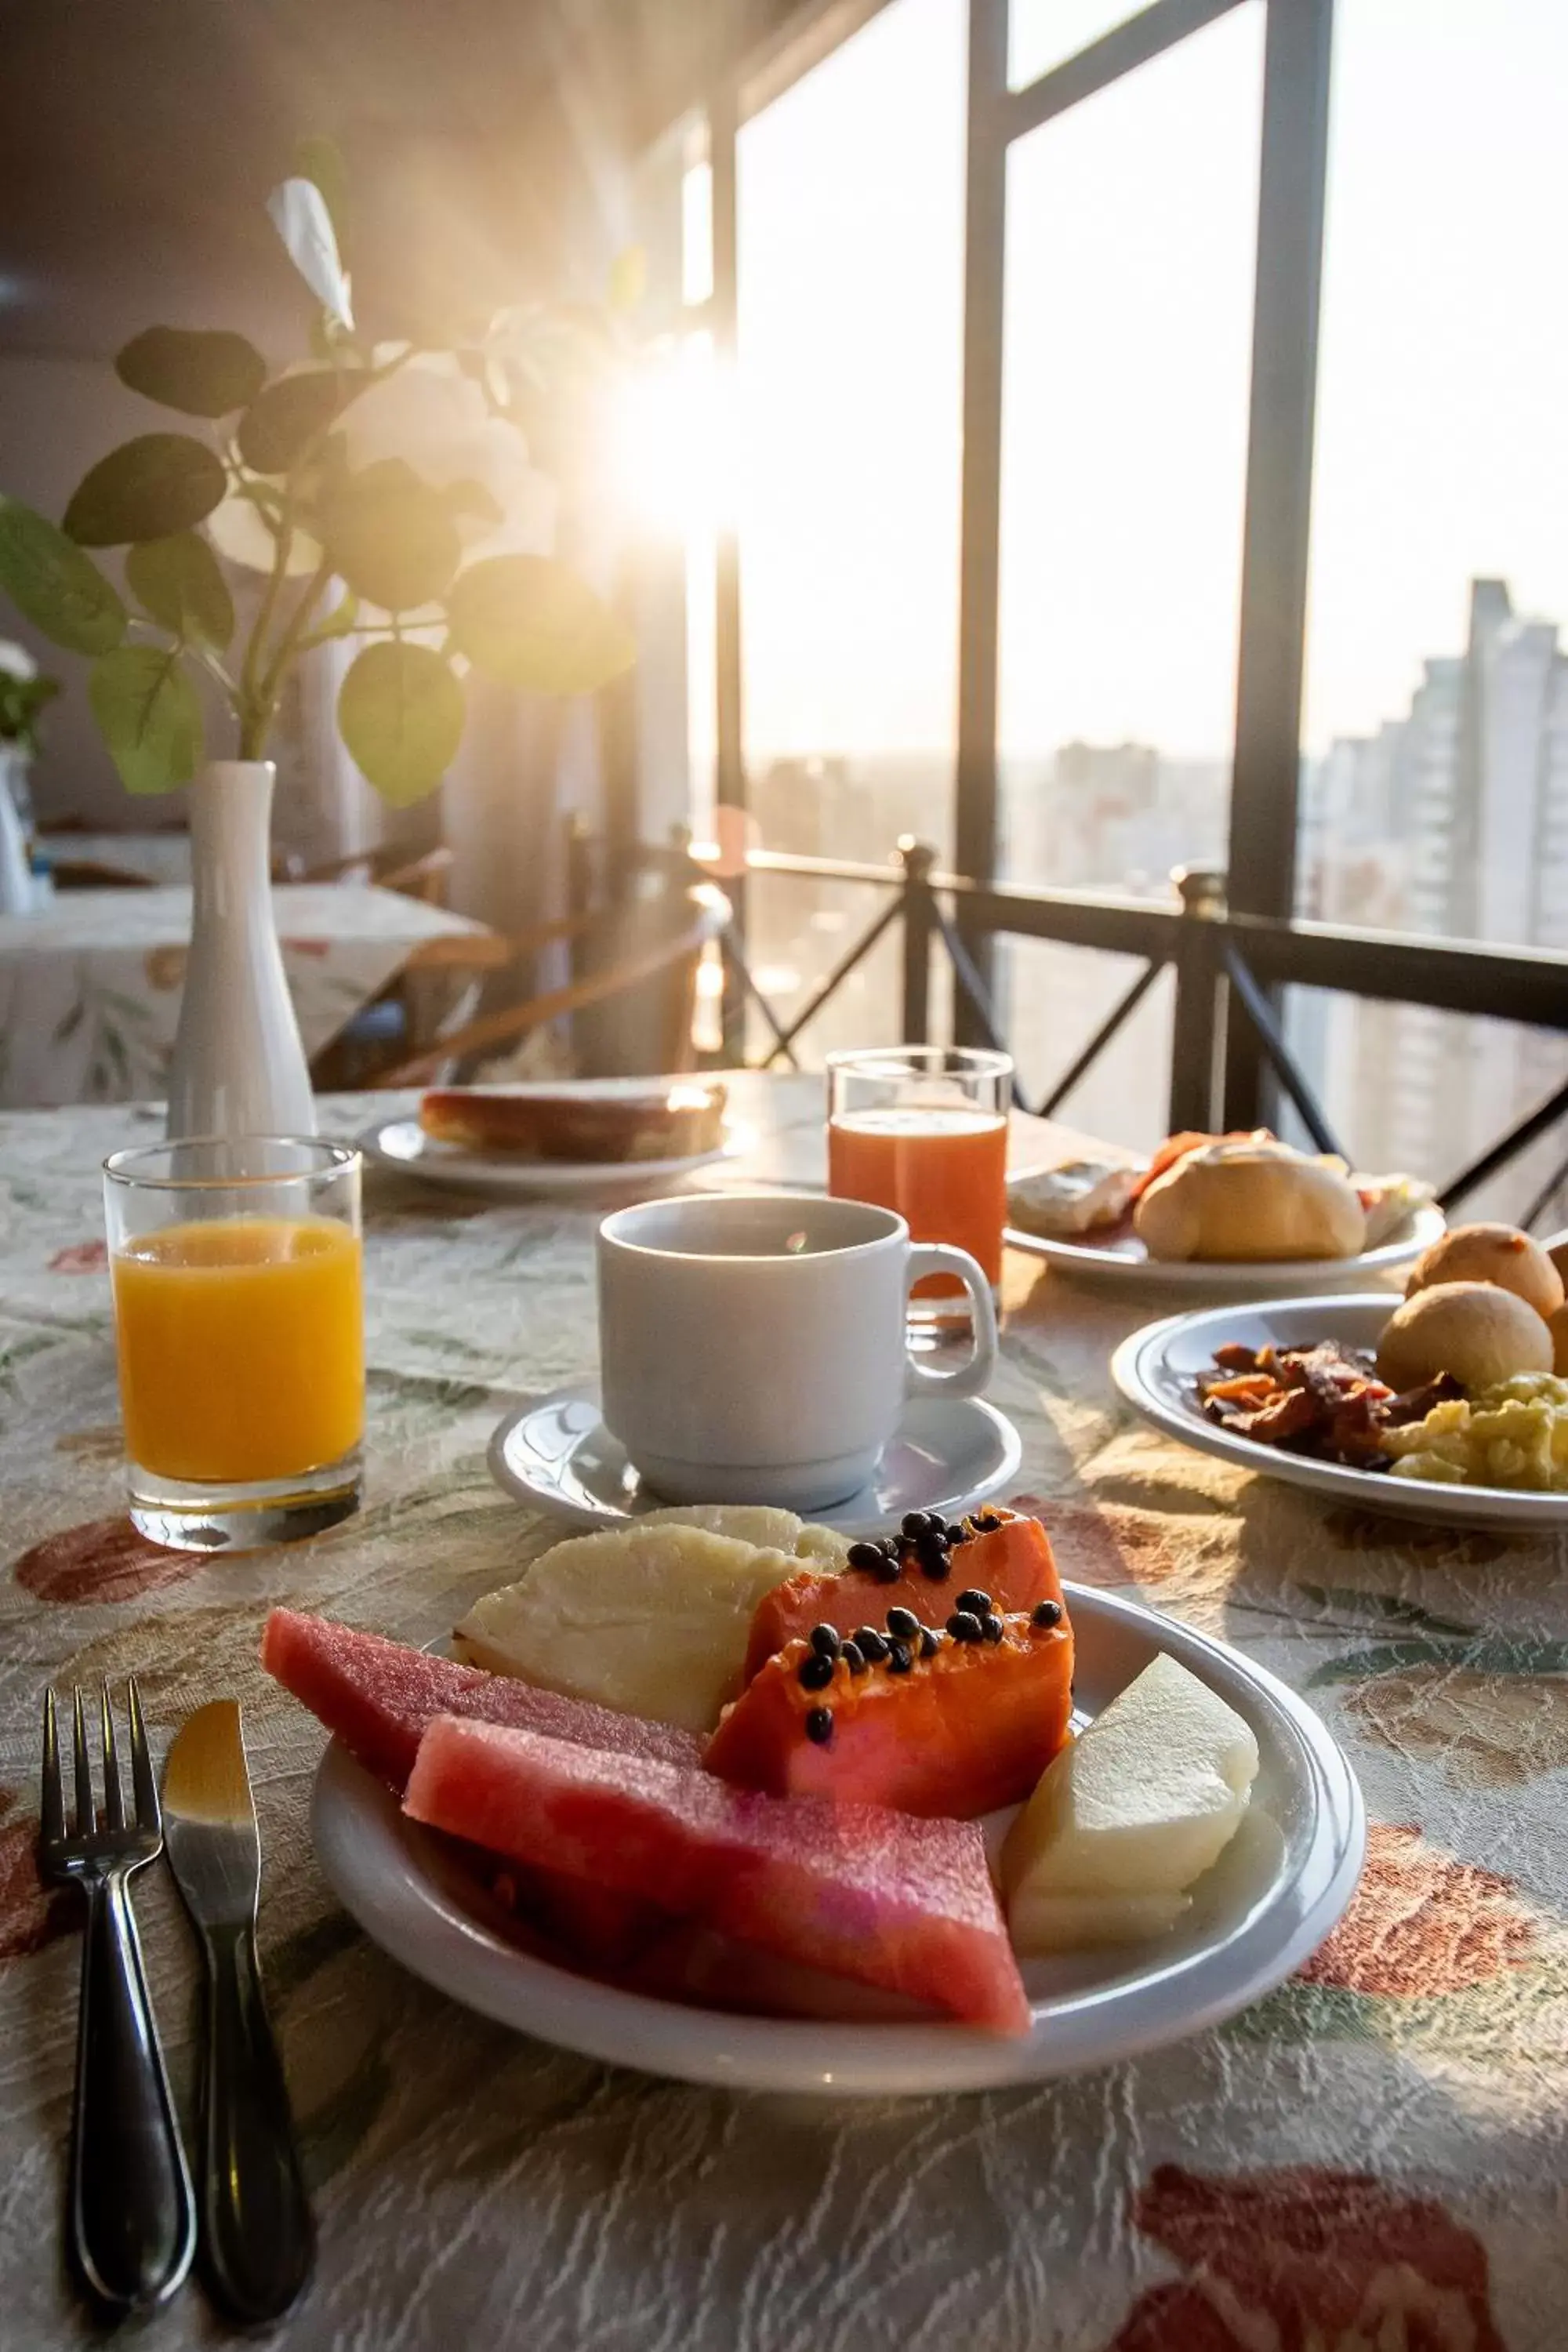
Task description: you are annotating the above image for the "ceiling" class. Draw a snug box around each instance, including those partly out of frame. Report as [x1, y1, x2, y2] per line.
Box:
[0, 0, 768, 361]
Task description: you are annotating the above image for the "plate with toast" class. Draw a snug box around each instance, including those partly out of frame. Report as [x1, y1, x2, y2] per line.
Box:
[359, 1077, 742, 1196]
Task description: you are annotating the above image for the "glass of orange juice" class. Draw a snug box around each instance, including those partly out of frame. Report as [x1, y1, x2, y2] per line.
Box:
[826, 1047, 1012, 1303]
[103, 1136, 364, 1551]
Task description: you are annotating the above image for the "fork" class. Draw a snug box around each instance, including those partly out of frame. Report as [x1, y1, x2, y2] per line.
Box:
[39, 1679, 197, 2314]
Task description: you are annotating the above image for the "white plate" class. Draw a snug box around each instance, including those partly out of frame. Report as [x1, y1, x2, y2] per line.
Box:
[310, 1583, 1363, 2096]
[358, 1078, 744, 1196]
[1005, 1202, 1444, 1294]
[1112, 1292, 1568, 1530]
[486, 1382, 1023, 1537]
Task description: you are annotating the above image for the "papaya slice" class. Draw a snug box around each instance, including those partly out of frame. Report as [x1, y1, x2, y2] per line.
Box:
[742, 1505, 1062, 1683]
[706, 1604, 1073, 1817]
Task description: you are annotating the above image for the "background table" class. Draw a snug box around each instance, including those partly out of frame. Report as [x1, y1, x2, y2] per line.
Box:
[0, 1073, 1564, 2349]
[38, 831, 194, 887]
[0, 884, 486, 1108]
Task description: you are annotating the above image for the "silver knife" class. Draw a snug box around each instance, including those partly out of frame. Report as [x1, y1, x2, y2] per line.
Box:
[162, 1700, 314, 2325]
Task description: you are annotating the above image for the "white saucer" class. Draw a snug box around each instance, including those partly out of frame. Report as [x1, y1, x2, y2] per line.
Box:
[310, 1582, 1365, 2096]
[1112, 1292, 1568, 1530]
[486, 1381, 1023, 1536]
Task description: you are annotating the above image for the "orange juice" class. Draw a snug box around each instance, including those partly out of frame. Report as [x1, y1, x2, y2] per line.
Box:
[828, 1107, 1008, 1284]
[111, 1216, 363, 1483]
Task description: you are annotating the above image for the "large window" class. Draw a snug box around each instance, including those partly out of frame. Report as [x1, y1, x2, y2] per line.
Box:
[998, 6, 1263, 900]
[726, 0, 966, 1054]
[993, 7, 1262, 1125]
[645, 0, 1568, 1208]
[1286, 0, 1568, 1193]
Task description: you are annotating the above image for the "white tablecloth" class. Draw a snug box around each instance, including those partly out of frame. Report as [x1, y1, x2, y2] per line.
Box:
[0, 884, 486, 1107]
[39, 832, 193, 885]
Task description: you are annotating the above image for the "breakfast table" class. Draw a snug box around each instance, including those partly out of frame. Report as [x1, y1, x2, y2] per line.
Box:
[0, 884, 487, 1109]
[0, 1070, 1565, 2350]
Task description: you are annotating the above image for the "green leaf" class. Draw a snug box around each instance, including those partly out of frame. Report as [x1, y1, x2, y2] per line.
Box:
[64, 435, 227, 547]
[441, 477, 503, 528]
[114, 327, 267, 418]
[309, 586, 359, 641]
[0, 495, 126, 653]
[445, 555, 635, 695]
[292, 135, 350, 253]
[319, 460, 461, 612]
[236, 372, 350, 473]
[338, 641, 463, 804]
[88, 644, 203, 795]
[125, 532, 234, 650]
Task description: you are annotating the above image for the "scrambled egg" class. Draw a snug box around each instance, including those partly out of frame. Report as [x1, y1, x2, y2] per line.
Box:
[1382, 1373, 1568, 1490]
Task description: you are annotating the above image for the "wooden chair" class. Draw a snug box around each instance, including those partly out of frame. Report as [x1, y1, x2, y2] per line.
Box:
[365, 885, 730, 1089]
[50, 858, 156, 890]
[296, 844, 454, 906]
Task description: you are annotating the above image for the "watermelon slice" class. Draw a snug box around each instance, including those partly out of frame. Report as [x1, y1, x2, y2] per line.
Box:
[405, 1715, 1032, 2036]
[260, 1608, 701, 1791]
[261, 1609, 697, 1971]
[742, 1507, 1062, 1681]
[706, 1610, 1073, 1816]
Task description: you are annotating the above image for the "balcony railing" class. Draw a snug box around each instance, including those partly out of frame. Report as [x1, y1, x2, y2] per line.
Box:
[710, 839, 1568, 1225]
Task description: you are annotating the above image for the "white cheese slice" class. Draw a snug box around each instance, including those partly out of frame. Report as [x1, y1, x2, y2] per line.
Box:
[1002, 1651, 1259, 1952]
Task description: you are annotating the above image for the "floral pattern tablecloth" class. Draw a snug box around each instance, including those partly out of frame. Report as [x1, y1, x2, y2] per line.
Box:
[0, 1074, 1564, 2351]
[0, 885, 485, 1108]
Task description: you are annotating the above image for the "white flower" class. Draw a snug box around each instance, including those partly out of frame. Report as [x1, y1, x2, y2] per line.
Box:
[0, 640, 38, 683]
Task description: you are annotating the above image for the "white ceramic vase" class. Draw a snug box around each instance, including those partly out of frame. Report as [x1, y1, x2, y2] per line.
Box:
[165, 760, 317, 1140]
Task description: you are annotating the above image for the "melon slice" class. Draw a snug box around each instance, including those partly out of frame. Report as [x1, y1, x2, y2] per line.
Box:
[638, 1504, 849, 1566]
[706, 1611, 1073, 1817]
[743, 1508, 1062, 1682]
[405, 1715, 1032, 2035]
[260, 1608, 700, 1791]
[1002, 1651, 1259, 1953]
[453, 1523, 810, 1733]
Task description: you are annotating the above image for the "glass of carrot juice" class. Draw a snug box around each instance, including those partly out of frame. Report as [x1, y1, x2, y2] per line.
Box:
[103, 1136, 364, 1551]
[826, 1047, 1012, 1305]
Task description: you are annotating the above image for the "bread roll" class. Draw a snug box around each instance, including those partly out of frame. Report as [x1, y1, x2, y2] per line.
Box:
[1133, 1141, 1366, 1263]
[1404, 1222, 1564, 1319]
[1377, 1281, 1553, 1393]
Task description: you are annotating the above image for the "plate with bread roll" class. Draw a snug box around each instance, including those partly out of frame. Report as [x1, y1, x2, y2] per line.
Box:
[360, 1078, 740, 1196]
[1006, 1128, 1441, 1294]
[1112, 1224, 1568, 1527]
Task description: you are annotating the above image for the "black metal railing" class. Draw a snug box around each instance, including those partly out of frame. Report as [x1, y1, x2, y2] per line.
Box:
[713, 840, 1568, 1225]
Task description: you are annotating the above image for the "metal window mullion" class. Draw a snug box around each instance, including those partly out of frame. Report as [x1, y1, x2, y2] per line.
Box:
[952, 0, 1011, 1046]
[1221, 0, 1335, 1127]
[1004, 0, 1247, 143]
[709, 73, 748, 1057]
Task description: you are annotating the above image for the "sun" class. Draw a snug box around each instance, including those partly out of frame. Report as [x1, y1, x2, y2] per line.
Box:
[608, 330, 735, 539]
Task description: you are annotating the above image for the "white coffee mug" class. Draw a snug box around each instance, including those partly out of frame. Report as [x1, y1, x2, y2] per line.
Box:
[597, 1191, 999, 1512]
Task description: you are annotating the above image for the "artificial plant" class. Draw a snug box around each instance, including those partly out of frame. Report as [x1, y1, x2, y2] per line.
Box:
[0, 148, 635, 807]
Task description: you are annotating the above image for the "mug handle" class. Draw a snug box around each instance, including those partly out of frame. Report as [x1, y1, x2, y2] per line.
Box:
[902, 1245, 999, 1400]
